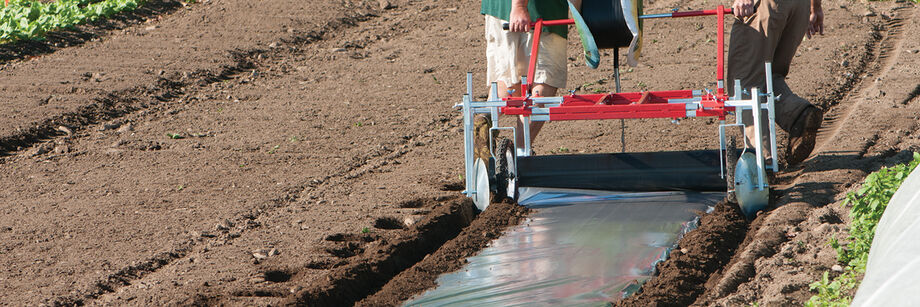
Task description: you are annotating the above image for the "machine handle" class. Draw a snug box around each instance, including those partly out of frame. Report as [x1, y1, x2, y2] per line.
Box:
[502, 19, 574, 31]
[499, 8, 733, 31]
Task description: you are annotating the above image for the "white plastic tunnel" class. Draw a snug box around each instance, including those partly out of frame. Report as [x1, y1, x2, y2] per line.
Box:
[852, 166, 920, 306]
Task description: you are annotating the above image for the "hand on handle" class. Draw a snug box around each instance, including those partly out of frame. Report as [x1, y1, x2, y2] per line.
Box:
[509, 4, 531, 32]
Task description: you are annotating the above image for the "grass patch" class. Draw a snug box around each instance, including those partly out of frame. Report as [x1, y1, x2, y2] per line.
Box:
[807, 152, 920, 306]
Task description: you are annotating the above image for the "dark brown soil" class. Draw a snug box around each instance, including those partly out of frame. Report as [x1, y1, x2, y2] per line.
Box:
[281, 196, 477, 306]
[614, 200, 748, 307]
[358, 200, 529, 306]
[0, 0, 918, 305]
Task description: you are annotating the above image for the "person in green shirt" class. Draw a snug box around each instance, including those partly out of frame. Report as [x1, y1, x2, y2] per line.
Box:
[476, 0, 571, 158]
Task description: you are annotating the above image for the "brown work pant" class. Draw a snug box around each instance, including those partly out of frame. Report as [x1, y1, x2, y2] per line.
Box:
[727, 0, 813, 160]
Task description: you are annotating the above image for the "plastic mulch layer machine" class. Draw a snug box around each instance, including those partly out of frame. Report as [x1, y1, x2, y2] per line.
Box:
[458, 2, 779, 218]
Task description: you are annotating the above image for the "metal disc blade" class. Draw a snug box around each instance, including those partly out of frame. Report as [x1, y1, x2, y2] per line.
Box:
[734, 152, 769, 217]
[473, 158, 491, 210]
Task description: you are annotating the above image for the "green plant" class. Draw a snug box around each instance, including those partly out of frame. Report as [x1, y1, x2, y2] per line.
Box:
[267, 144, 280, 154]
[807, 152, 920, 306]
[361, 227, 369, 234]
[166, 133, 183, 139]
[807, 271, 856, 307]
[837, 152, 920, 269]
[1, 0, 142, 43]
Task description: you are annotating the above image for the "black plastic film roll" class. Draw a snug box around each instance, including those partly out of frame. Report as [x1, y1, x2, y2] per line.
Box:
[516, 150, 728, 192]
[581, 0, 634, 49]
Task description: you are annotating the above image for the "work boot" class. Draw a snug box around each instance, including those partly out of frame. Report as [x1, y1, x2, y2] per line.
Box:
[473, 115, 494, 161]
[785, 106, 823, 165]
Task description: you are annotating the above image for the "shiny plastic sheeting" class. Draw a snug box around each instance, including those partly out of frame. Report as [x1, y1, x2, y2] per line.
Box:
[405, 188, 722, 306]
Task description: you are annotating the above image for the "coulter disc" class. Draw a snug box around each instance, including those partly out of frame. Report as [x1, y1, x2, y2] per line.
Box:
[734, 152, 769, 218]
[473, 158, 491, 211]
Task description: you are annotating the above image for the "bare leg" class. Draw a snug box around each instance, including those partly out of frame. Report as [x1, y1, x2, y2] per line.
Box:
[515, 84, 557, 151]
[490, 82, 557, 152]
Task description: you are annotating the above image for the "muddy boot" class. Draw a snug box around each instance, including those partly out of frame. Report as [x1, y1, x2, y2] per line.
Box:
[785, 106, 823, 165]
[473, 115, 495, 161]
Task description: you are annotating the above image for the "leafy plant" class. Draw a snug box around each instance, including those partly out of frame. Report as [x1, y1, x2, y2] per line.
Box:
[837, 152, 920, 270]
[807, 152, 920, 306]
[1, 0, 143, 44]
[807, 271, 856, 307]
[166, 133, 183, 139]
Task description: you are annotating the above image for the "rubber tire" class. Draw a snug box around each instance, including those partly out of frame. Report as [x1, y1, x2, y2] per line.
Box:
[725, 136, 738, 203]
[493, 138, 515, 202]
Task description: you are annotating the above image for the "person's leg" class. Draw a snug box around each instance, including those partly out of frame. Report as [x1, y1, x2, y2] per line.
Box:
[771, 0, 822, 165]
[512, 30, 567, 153]
[730, 0, 807, 163]
[728, 2, 771, 159]
[514, 84, 557, 151]
[478, 15, 520, 161]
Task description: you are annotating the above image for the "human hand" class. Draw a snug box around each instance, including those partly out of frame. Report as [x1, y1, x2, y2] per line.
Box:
[509, 5, 531, 32]
[807, 8, 824, 38]
[732, 0, 755, 18]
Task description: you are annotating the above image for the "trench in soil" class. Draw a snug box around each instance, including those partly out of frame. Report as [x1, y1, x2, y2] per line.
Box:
[256, 188, 744, 307]
[405, 189, 722, 305]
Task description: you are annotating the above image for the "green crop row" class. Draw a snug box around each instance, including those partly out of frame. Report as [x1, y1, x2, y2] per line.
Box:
[807, 152, 920, 306]
[0, 0, 141, 44]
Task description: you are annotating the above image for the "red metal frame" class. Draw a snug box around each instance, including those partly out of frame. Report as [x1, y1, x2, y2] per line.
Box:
[508, 6, 733, 121]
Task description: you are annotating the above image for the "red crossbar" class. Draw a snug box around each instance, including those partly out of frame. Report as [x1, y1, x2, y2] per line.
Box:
[503, 7, 733, 121]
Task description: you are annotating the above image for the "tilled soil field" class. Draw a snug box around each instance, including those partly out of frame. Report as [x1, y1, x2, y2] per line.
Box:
[1, 0, 918, 306]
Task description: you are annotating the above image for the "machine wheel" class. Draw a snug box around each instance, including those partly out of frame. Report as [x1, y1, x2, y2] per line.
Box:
[725, 136, 738, 203]
[494, 139, 517, 202]
[734, 152, 770, 218]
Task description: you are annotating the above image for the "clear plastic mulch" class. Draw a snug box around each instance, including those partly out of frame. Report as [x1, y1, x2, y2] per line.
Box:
[405, 188, 722, 306]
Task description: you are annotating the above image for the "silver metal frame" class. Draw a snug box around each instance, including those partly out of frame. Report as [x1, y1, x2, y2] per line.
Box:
[456, 62, 779, 199]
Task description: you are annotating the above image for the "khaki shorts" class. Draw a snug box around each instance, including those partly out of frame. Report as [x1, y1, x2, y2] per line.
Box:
[485, 15, 567, 91]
